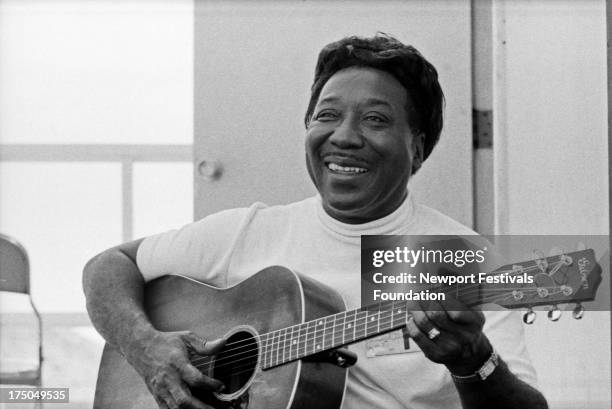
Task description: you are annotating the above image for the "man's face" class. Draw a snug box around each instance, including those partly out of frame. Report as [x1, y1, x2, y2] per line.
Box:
[305, 67, 423, 224]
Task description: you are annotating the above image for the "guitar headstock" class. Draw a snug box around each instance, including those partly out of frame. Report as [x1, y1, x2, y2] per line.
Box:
[483, 249, 602, 323]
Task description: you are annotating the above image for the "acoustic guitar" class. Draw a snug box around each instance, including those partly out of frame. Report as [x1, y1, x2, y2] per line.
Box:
[94, 249, 602, 409]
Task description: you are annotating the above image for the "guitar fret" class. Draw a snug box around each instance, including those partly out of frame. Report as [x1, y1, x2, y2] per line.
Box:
[261, 333, 267, 369]
[266, 332, 272, 369]
[306, 320, 316, 355]
[266, 331, 272, 368]
[292, 325, 299, 361]
[341, 311, 347, 345]
[274, 330, 281, 367]
[393, 302, 408, 328]
[334, 312, 346, 347]
[331, 314, 337, 349]
[314, 318, 325, 352]
[343, 310, 356, 344]
[323, 315, 334, 351]
[354, 309, 368, 340]
[285, 327, 290, 362]
[380, 309, 393, 332]
[365, 308, 378, 337]
[289, 326, 294, 361]
[281, 328, 287, 364]
[298, 322, 306, 360]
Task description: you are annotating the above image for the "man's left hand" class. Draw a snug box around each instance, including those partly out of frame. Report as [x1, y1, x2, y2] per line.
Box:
[404, 296, 493, 376]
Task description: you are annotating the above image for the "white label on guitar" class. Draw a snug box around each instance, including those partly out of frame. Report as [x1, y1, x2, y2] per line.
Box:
[365, 329, 421, 357]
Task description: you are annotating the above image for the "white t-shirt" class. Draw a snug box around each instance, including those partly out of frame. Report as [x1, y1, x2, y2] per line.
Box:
[137, 194, 537, 409]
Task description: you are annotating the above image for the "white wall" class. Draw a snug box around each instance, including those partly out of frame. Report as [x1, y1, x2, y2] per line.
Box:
[494, 1, 610, 408]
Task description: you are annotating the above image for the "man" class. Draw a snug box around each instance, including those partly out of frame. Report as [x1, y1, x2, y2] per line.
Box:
[83, 35, 548, 409]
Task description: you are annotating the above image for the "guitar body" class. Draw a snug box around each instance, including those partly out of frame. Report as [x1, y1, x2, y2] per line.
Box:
[94, 266, 348, 409]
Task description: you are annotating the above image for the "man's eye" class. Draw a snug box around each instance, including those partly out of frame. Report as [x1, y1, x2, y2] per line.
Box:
[364, 115, 387, 123]
[315, 111, 338, 120]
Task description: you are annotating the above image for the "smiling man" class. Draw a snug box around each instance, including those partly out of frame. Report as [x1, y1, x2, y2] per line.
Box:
[305, 66, 423, 224]
[83, 35, 548, 409]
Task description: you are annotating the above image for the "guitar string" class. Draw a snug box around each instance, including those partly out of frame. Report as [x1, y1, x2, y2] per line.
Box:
[190, 284, 566, 372]
[189, 289, 542, 378]
[188, 259, 566, 364]
[189, 257, 570, 369]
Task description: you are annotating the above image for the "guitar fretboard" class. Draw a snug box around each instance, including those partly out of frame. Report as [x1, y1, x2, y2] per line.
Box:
[260, 301, 409, 369]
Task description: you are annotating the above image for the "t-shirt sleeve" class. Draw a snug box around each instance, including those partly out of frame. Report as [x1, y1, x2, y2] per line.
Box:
[135, 206, 255, 286]
[483, 309, 538, 387]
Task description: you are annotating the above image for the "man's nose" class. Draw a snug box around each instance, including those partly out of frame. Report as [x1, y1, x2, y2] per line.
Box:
[329, 118, 364, 148]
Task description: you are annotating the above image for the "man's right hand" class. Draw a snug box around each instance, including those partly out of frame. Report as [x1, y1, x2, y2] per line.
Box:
[124, 330, 226, 409]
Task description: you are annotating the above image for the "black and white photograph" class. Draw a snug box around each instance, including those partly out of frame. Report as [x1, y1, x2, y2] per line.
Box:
[0, 1, 610, 408]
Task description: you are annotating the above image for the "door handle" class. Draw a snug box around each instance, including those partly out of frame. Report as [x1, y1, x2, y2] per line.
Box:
[197, 159, 223, 181]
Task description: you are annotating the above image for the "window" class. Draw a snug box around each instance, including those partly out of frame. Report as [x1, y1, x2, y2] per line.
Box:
[0, 0, 194, 313]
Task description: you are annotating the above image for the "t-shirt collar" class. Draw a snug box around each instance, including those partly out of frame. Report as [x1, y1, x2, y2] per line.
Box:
[315, 192, 416, 237]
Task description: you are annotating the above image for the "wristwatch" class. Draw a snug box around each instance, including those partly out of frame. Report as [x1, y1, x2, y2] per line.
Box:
[451, 349, 499, 383]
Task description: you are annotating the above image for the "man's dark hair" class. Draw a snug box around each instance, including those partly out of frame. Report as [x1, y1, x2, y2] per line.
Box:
[304, 34, 444, 162]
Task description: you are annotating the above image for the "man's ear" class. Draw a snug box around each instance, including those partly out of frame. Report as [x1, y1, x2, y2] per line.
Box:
[411, 132, 425, 174]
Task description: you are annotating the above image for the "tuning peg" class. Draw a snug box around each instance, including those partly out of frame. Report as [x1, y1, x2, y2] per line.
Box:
[560, 254, 573, 266]
[523, 308, 536, 324]
[533, 249, 548, 272]
[547, 305, 562, 321]
[536, 287, 549, 298]
[572, 303, 585, 320]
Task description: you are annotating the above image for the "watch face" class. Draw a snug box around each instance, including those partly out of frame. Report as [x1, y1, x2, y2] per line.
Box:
[452, 350, 498, 383]
[477, 351, 499, 380]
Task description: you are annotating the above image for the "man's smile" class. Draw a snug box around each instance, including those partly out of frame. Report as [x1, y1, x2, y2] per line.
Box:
[322, 152, 371, 176]
[326, 162, 369, 174]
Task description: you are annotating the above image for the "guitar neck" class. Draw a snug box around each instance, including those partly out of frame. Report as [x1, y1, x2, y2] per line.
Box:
[260, 248, 601, 369]
[259, 273, 512, 370]
[260, 300, 412, 369]
[257, 247, 602, 370]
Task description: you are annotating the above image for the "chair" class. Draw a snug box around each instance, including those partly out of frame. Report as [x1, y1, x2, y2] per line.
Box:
[0, 233, 43, 386]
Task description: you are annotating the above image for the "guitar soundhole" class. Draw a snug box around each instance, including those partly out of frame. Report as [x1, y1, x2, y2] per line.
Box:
[212, 330, 258, 397]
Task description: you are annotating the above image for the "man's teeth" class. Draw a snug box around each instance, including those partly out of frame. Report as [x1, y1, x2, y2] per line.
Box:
[327, 163, 368, 173]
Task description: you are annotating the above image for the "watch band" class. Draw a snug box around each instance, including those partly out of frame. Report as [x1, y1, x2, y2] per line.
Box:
[451, 349, 499, 383]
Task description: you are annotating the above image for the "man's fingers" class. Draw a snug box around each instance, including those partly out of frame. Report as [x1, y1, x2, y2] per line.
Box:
[436, 296, 485, 327]
[153, 394, 170, 409]
[201, 338, 226, 355]
[445, 308, 485, 327]
[405, 315, 444, 360]
[405, 314, 436, 348]
[181, 363, 225, 392]
[182, 332, 225, 356]
[167, 383, 210, 409]
[436, 297, 485, 327]
[411, 310, 439, 339]
[420, 301, 455, 332]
